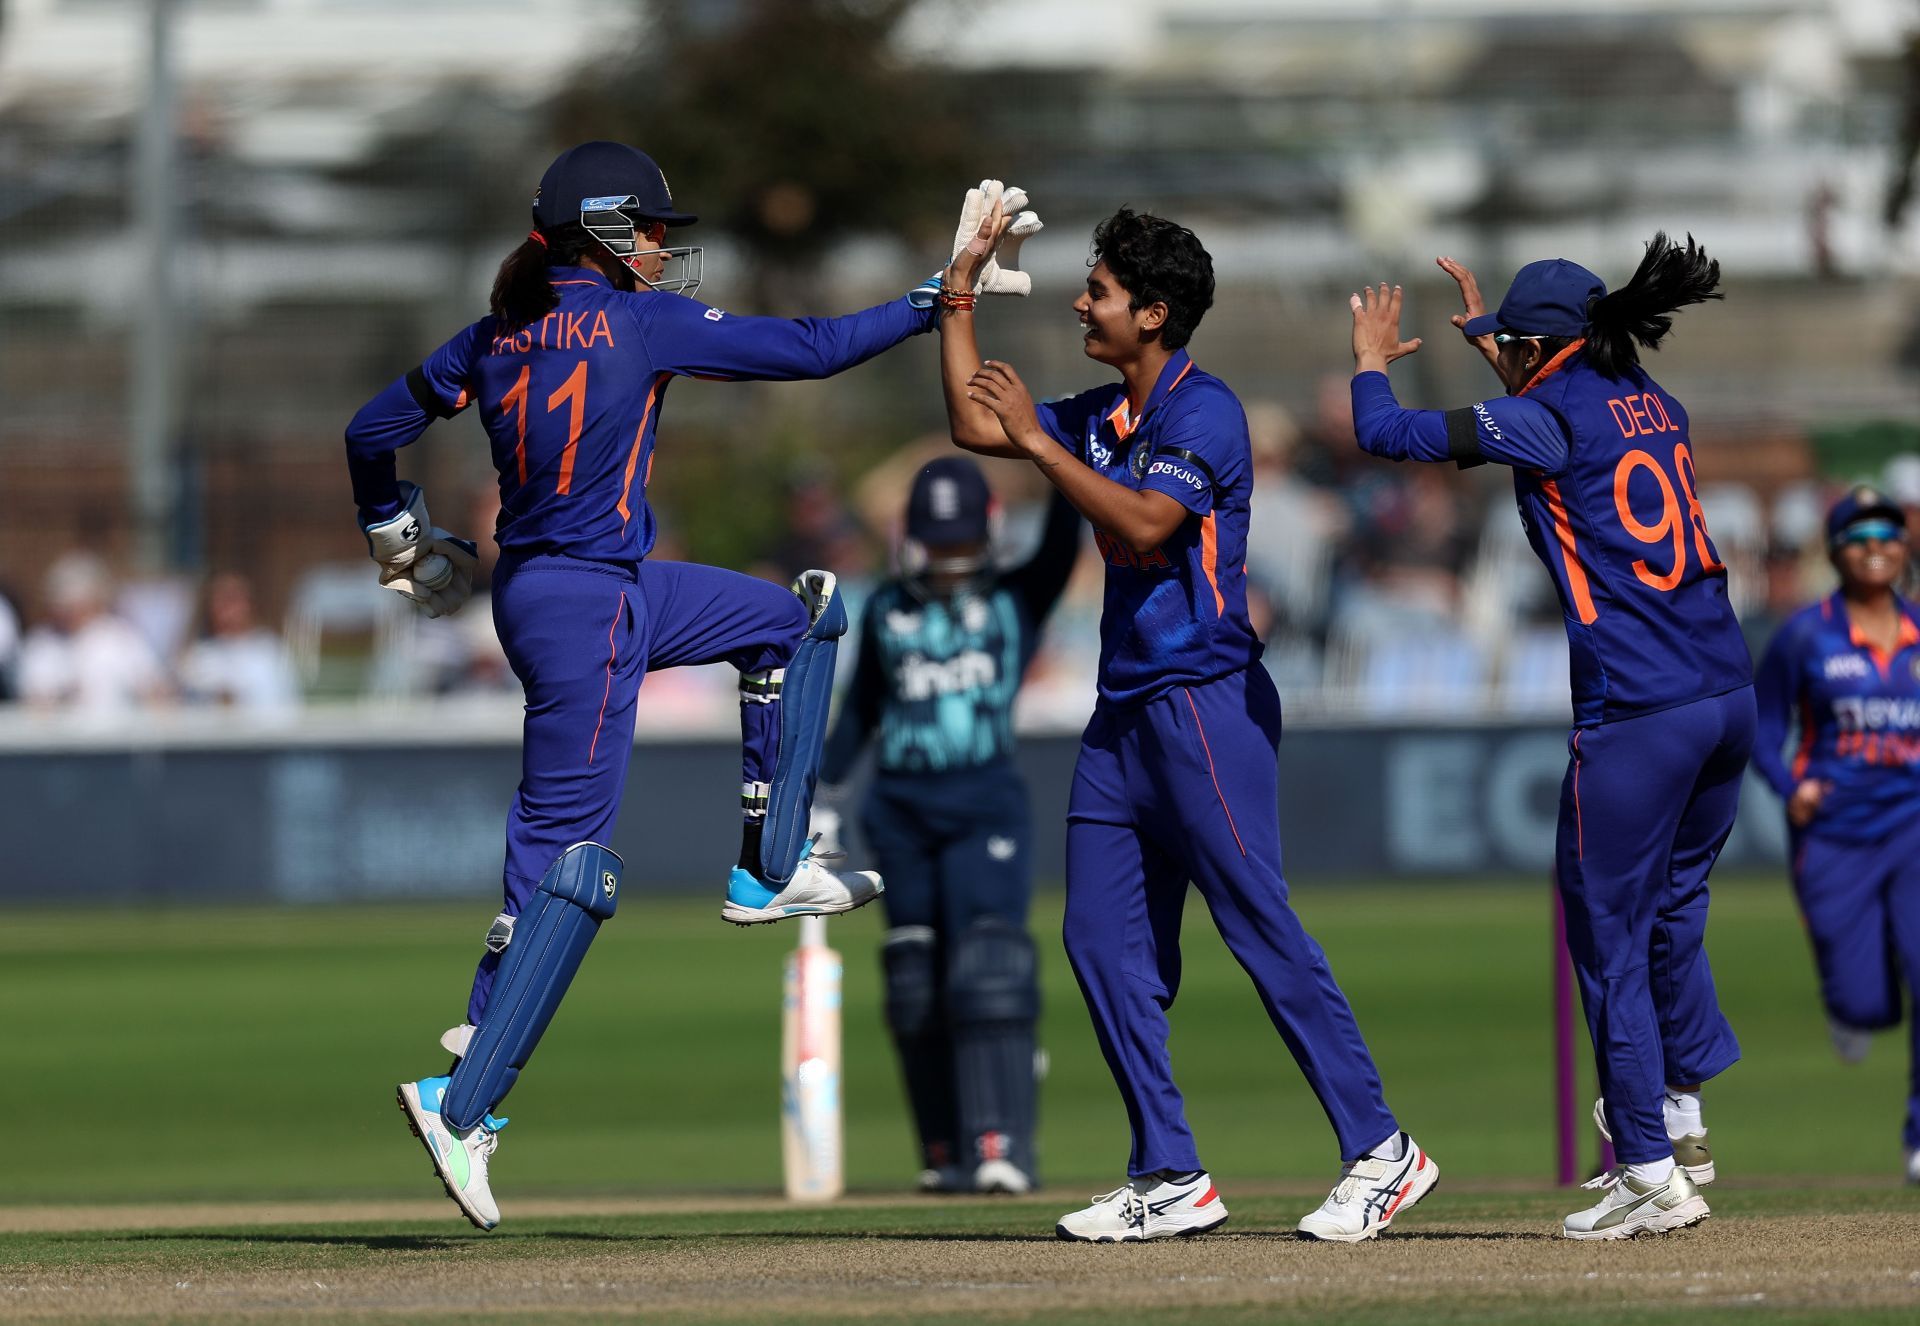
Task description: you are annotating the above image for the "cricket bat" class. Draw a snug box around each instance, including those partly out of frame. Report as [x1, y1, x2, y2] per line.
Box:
[781, 914, 844, 1201]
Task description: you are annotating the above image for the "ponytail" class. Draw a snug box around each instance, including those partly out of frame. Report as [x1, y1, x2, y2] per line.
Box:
[1583, 231, 1722, 377]
[489, 222, 634, 330]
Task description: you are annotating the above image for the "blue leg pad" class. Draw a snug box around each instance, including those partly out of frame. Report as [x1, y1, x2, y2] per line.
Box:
[759, 571, 846, 885]
[443, 841, 621, 1130]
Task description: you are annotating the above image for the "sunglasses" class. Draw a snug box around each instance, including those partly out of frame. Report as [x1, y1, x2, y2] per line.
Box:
[1492, 333, 1546, 345]
[1836, 520, 1905, 547]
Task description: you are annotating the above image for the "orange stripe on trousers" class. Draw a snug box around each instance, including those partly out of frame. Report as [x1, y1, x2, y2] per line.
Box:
[1183, 689, 1246, 857]
[586, 597, 623, 766]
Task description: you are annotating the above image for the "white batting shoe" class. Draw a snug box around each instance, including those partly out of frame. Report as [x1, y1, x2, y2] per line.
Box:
[397, 1076, 502, 1231]
[1295, 1134, 1439, 1242]
[1563, 1167, 1709, 1240]
[723, 843, 883, 926]
[1055, 1172, 1228, 1242]
[1905, 1148, 1920, 1187]
[975, 1159, 1034, 1195]
[1592, 1098, 1714, 1186]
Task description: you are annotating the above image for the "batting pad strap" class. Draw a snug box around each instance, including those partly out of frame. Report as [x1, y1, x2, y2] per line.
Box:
[739, 668, 786, 704]
[759, 571, 848, 884]
[441, 841, 621, 1131]
[741, 780, 771, 819]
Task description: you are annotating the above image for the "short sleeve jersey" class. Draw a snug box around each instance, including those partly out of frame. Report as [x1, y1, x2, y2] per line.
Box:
[1033, 349, 1263, 706]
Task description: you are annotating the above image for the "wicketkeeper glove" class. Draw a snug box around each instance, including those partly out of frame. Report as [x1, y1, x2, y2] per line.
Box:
[951, 179, 1044, 297]
[361, 481, 480, 619]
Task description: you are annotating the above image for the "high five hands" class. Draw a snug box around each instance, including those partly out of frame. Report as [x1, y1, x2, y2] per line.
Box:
[1349, 283, 1422, 375]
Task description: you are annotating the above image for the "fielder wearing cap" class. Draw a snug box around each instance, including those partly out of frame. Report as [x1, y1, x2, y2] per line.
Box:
[1754, 486, 1920, 1187]
[1348, 235, 1747, 1239]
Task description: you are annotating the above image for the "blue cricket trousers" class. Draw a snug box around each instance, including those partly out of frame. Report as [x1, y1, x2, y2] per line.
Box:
[1064, 664, 1398, 1176]
[1793, 815, 1920, 1150]
[466, 553, 807, 1023]
[1558, 687, 1752, 1164]
[862, 762, 1033, 934]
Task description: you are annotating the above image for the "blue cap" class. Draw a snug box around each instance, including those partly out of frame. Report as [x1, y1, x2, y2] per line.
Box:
[1826, 484, 1907, 545]
[907, 457, 994, 546]
[533, 141, 696, 229]
[1461, 259, 1608, 339]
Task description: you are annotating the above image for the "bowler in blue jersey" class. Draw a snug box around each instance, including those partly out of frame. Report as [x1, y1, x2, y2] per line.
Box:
[344, 141, 971, 1229]
[1349, 237, 1749, 1239]
[937, 202, 1437, 1244]
[1755, 487, 1920, 1185]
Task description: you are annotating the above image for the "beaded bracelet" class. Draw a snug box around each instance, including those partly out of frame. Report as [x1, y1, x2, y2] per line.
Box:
[938, 286, 978, 311]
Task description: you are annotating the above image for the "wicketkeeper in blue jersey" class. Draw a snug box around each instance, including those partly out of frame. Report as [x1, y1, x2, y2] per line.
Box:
[818, 459, 1079, 1195]
[1350, 238, 1750, 1239]
[342, 143, 1038, 1229]
[937, 195, 1438, 1244]
[1755, 487, 1920, 1185]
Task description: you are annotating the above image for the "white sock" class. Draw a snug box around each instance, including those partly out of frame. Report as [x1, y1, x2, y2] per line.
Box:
[1663, 1089, 1702, 1137]
[1365, 1131, 1407, 1162]
[1626, 1156, 1676, 1185]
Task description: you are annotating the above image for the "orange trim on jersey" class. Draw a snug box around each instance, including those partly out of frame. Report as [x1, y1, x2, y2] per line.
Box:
[1517, 338, 1586, 397]
[616, 374, 667, 524]
[1539, 479, 1599, 625]
[1199, 512, 1225, 615]
[453, 388, 470, 411]
[586, 597, 623, 766]
[1163, 359, 1197, 398]
[1845, 609, 1919, 679]
[1107, 399, 1134, 442]
[1183, 690, 1246, 857]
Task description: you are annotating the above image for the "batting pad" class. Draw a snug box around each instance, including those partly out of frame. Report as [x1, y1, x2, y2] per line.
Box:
[442, 841, 621, 1131]
[759, 571, 847, 885]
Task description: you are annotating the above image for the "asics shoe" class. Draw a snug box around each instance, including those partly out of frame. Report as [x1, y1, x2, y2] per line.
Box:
[1592, 1098, 1714, 1186]
[1296, 1134, 1439, 1242]
[723, 840, 882, 926]
[397, 1076, 504, 1231]
[1564, 1166, 1709, 1241]
[1055, 1172, 1227, 1242]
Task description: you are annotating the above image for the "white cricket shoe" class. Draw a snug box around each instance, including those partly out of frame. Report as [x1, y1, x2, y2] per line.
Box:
[1295, 1134, 1439, 1242]
[1592, 1098, 1714, 1186]
[1563, 1166, 1709, 1240]
[397, 1076, 502, 1231]
[1055, 1172, 1228, 1242]
[1905, 1148, 1920, 1187]
[975, 1159, 1034, 1195]
[723, 842, 883, 926]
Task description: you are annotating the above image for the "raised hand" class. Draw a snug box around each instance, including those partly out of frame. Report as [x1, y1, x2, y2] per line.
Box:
[1437, 256, 1499, 370]
[945, 190, 1011, 300]
[1349, 283, 1422, 373]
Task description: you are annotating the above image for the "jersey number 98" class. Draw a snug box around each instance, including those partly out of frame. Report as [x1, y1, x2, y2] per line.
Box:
[1612, 441, 1724, 592]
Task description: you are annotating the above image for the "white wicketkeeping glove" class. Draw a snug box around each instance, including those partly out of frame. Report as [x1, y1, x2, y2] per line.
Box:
[361, 481, 480, 619]
[949, 178, 1044, 297]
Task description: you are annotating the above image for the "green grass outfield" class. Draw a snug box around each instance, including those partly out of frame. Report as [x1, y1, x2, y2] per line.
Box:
[3, 875, 1915, 1204]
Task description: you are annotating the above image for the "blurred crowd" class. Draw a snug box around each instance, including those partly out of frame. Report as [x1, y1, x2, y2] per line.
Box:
[5, 403, 1918, 730]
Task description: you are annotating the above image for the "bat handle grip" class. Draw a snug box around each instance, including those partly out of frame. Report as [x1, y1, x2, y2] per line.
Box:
[798, 915, 829, 949]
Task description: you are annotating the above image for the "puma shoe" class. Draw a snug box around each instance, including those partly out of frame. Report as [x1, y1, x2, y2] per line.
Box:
[723, 840, 882, 926]
[397, 1076, 504, 1231]
[1564, 1166, 1709, 1240]
[1055, 1172, 1227, 1242]
[1295, 1134, 1439, 1242]
[1592, 1098, 1714, 1186]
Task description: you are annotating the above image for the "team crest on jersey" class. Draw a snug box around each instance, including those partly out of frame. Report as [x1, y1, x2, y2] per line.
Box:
[1129, 439, 1152, 480]
[1825, 653, 1871, 681]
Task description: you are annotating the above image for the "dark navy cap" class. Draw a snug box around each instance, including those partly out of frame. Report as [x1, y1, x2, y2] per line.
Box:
[907, 457, 994, 546]
[533, 141, 696, 229]
[1826, 484, 1907, 544]
[1462, 259, 1608, 339]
